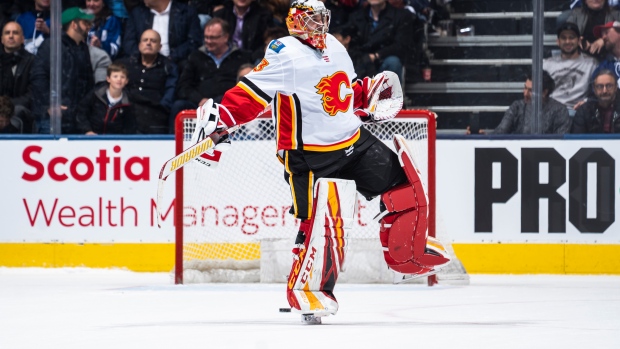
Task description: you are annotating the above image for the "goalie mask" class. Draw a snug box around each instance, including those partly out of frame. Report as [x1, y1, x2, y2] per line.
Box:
[286, 0, 331, 50]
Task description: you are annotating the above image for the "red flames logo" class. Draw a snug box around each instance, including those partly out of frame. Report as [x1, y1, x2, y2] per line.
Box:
[315, 71, 352, 116]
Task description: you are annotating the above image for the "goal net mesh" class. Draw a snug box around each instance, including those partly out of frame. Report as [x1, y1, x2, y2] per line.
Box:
[176, 111, 468, 284]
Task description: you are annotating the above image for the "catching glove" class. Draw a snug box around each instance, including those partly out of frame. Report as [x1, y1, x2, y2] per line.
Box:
[365, 71, 404, 122]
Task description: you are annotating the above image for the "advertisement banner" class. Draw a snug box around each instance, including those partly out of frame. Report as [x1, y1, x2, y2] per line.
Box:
[1, 139, 176, 242]
[2, 138, 619, 244]
[437, 139, 619, 243]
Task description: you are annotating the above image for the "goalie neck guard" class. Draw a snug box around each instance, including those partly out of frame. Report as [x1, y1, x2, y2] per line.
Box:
[286, 0, 331, 50]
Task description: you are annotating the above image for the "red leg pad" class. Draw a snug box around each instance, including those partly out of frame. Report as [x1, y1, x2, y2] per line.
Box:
[416, 253, 450, 268]
[388, 208, 428, 262]
[378, 135, 439, 274]
[381, 184, 417, 212]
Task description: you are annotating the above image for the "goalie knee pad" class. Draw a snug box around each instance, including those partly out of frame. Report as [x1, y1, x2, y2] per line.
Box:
[379, 135, 451, 276]
[286, 178, 357, 317]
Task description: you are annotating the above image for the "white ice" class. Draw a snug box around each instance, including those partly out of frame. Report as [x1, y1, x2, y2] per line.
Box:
[1, 268, 619, 349]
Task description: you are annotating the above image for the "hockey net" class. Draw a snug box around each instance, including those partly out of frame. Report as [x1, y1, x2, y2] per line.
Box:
[173, 110, 468, 285]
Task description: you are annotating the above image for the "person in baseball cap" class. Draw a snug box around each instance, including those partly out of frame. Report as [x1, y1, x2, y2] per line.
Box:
[593, 21, 620, 39]
[61, 7, 95, 26]
[557, 21, 581, 38]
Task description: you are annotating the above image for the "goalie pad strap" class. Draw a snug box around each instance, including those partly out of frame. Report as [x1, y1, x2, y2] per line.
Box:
[286, 178, 357, 315]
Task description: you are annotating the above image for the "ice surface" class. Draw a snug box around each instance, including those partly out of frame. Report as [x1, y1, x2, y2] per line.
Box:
[1, 268, 618, 349]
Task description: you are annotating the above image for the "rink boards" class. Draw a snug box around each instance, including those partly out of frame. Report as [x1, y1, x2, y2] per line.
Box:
[0, 136, 619, 274]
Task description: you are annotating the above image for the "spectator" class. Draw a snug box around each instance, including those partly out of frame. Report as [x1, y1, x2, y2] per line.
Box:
[89, 45, 112, 84]
[86, 0, 123, 59]
[556, 0, 620, 27]
[30, 7, 95, 134]
[0, 95, 20, 133]
[331, 25, 376, 78]
[170, 17, 252, 132]
[0, 21, 35, 133]
[572, 69, 620, 132]
[346, 0, 415, 82]
[105, 0, 129, 19]
[250, 25, 288, 64]
[591, 21, 620, 82]
[322, 0, 359, 29]
[116, 29, 177, 134]
[236, 62, 253, 82]
[565, 0, 620, 59]
[15, 0, 51, 54]
[409, 0, 450, 34]
[493, 71, 572, 134]
[262, 0, 289, 27]
[76, 62, 135, 134]
[544, 22, 597, 116]
[213, 0, 274, 53]
[185, 0, 226, 29]
[122, 0, 202, 68]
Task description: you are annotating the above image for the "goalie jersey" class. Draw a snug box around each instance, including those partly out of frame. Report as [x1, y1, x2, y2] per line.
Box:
[220, 34, 366, 152]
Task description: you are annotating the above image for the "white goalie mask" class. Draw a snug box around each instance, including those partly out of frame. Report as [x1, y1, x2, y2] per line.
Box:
[286, 0, 331, 50]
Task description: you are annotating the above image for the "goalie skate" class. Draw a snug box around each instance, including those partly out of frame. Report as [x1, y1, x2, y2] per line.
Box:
[301, 314, 322, 325]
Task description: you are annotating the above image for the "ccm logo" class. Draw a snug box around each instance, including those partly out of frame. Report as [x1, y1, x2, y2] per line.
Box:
[299, 247, 317, 284]
[22, 145, 150, 182]
[475, 147, 615, 233]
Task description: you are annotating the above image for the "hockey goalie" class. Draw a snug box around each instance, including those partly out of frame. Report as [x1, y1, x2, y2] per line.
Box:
[186, 0, 452, 324]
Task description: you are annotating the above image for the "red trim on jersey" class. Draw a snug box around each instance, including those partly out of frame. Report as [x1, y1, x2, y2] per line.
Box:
[274, 92, 299, 150]
[303, 129, 360, 152]
[220, 84, 267, 126]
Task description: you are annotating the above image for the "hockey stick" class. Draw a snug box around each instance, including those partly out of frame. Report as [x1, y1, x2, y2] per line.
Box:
[156, 125, 239, 227]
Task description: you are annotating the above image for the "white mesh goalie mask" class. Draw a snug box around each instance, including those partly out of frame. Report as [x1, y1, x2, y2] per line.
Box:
[286, 0, 331, 50]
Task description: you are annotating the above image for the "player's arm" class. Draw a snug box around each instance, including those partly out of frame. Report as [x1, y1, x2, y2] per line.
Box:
[194, 42, 286, 136]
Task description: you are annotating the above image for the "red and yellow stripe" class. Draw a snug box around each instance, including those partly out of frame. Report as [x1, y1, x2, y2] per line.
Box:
[326, 182, 346, 264]
[303, 129, 361, 152]
[274, 92, 299, 150]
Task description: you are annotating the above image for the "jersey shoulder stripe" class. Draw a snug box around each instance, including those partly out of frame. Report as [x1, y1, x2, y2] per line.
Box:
[238, 76, 272, 107]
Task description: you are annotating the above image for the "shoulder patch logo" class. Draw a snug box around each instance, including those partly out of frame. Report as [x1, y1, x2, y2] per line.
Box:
[269, 40, 286, 53]
[253, 58, 269, 72]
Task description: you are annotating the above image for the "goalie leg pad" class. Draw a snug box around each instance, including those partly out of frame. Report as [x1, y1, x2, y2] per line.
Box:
[379, 135, 451, 275]
[286, 178, 357, 317]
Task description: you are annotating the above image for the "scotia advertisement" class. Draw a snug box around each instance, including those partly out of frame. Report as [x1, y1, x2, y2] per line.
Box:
[1, 139, 176, 242]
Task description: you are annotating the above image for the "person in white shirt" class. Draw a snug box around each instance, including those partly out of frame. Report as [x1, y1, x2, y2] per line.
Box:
[122, 0, 202, 67]
[543, 21, 597, 116]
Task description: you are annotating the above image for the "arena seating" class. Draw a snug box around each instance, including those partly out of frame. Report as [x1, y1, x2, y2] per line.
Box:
[405, 0, 570, 132]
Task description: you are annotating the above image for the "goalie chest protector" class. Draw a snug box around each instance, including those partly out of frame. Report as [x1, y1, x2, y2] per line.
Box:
[244, 34, 362, 152]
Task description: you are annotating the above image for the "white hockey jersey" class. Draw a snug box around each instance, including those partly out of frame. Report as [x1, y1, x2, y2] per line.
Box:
[220, 34, 366, 152]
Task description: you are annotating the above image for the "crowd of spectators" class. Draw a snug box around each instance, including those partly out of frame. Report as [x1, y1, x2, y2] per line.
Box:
[0, 0, 431, 135]
[1, 0, 617, 136]
[487, 0, 620, 135]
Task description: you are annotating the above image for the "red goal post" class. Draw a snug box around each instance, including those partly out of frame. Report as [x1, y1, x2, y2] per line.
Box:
[173, 109, 467, 285]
